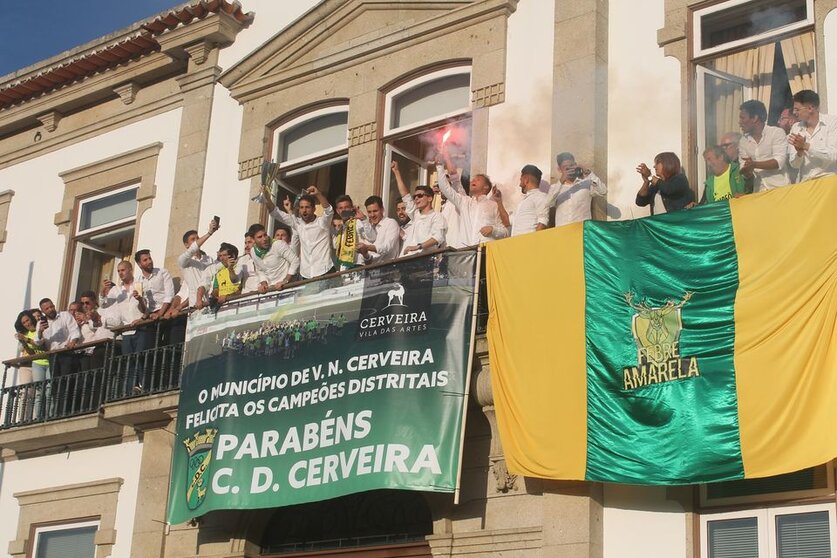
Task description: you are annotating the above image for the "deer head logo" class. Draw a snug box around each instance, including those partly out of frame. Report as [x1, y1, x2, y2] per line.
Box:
[624, 291, 693, 353]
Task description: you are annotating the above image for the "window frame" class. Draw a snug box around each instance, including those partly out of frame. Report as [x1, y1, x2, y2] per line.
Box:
[272, 105, 350, 170]
[699, 463, 835, 508]
[74, 182, 139, 236]
[700, 502, 837, 558]
[29, 518, 100, 558]
[383, 66, 472, 137]
[692, 0, 814, 59]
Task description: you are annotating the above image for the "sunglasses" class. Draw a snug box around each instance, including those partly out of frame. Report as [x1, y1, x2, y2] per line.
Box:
[413, 193, 428, 199]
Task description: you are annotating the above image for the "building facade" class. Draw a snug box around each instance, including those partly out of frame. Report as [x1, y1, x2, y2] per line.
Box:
[1, 1, 836, 557]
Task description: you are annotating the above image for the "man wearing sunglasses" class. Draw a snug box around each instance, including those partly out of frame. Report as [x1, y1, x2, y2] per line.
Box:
[391, 160, 446, 257]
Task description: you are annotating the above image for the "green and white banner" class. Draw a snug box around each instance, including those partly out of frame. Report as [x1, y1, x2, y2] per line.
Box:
[166, 250, 479, 524]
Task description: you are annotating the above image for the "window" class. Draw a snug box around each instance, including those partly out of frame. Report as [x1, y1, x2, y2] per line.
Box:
[701, 465, 833, 507]
[69, 184, 138, 302]
[270, 106, 348, 216]
[694, 28, 815, 189]
[31, 520, 98, 558]
[381, 67, 472, 216]
[259, 489, 431, 556]
[701, 503, 837, 558]
[694, 0, 813, 58]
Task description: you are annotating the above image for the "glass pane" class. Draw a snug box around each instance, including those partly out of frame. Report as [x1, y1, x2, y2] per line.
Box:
[275, 159, 347, 206]
[73, 227, 134, 301]
[708, 517, 759, 558]
[280, 112, 348, 162]
[392, 73, 470, 129]
[387, 151, 423, 218]
[36, 525, 97, 558]
[777, 511, 831, 558]
[701, 0, 807, 50]
[703, 72, 745, 155]
[79, 187, 137, 232]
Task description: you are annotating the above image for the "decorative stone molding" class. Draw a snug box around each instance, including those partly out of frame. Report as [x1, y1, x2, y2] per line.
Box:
[471, 340, 519, 493]
[472, 82, 505, 108]
[10, 478, 123, 558]
[0, 189, 13, 252]
[238, 155, 264, 180]
[36, 110, 62, 132]
[348, 122, 377, 147]
[175, 66, 222, 94]
[183, 41, 211, 66]
[113, 82, 140, 105]
[427, 526, 542, 556]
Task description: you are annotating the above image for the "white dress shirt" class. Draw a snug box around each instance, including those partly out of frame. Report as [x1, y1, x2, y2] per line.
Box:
[270, 206, 334, 278]
[541, 173, 608, 227]
[235, 254, 262, 293]
[139, 267, 175, 313]
[399, 194, 446, 257]
[251, 240, 300, 286]
[739, 125, 790, 191]
[358, 216, 401, 262]
[42, 311, 81, 350]
[788, 114, 837, 182]
[438, 201, 460, 249]
[436, 164, 508, 247]
[511, 188, 547, 236]
[177, 241, 215, 306]
[101, 281, 145, 333]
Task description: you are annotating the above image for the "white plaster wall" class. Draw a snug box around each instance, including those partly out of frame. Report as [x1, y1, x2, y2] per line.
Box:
[0, 441, 143, 558]
[825, 8, 837, 113]
[603, 484, 688, 558]
[197, 1, 317, 257]
[485, 0, 555, 210]
[0, 109, 182, 361]
[607, 0, 681, 220]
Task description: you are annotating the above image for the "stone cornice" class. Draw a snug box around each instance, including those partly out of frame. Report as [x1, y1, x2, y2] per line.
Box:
[0, 51, 181, 138]
[0, 92, 181, 171]
[14, 478, 123, 505]
[59, 142, 163, 183]
[221, 0, 518, 103]
[176, 66, 223, 94]
[157, 11, 248, 59]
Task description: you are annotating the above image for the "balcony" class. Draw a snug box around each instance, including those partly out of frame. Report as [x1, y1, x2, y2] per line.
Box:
[0, 249, 490, 454]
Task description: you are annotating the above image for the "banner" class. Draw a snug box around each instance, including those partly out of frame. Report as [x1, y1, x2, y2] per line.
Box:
[488, 177, 837, 485]
[167, 250, 478, 524]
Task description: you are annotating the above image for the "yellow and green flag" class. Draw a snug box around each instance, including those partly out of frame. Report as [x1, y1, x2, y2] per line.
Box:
[487, 177, 837, 485]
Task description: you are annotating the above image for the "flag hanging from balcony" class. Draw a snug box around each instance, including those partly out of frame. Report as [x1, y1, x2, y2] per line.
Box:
[487, 176, 837, 485]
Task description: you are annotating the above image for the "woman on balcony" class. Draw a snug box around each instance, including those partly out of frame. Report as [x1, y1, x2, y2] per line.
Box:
[635, 152, 694, 214]
[13, 310, 50, 420]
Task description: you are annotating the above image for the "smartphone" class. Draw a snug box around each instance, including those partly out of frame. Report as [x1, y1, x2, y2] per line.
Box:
[214, 215, 221, 226]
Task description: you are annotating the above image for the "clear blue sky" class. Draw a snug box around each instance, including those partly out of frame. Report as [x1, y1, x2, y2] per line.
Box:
[0, 0, 184, 77]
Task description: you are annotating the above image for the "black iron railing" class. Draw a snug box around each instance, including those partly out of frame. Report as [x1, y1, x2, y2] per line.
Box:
[1, 316, 187, 429]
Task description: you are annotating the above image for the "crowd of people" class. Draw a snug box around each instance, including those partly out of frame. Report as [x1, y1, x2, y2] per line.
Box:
[634, 90, 836, 213]
[9, 89, 834, 414]
[219, 315, 346, 359]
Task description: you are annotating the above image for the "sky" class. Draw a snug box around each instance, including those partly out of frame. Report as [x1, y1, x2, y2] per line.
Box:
[0, 0, 184, 77]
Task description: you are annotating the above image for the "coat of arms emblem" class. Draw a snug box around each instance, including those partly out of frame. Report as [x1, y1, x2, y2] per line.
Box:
[183, 427, 218, 511]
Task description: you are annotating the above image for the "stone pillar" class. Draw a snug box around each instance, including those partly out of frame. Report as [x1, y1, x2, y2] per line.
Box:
[164, 49, 222, 272]
[553, 0, 609, 220]
[130, 422, 175, 558]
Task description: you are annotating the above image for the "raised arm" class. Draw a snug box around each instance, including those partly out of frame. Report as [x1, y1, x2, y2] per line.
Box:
[391, 160, 410, 198]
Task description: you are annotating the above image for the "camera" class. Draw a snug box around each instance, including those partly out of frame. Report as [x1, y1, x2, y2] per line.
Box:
[573, 167, 587, 180]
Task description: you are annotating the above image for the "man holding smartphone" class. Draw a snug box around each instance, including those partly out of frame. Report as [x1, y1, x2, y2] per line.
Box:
[540, 152, 607, 227]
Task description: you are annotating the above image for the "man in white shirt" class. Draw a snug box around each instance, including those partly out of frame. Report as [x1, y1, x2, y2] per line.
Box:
[261, 185, 334, 279]
[435, 155, 508, 247]
[37, 297, 82, 377]
[788, 89, 837, 182]
[541, 152, 607, 227]
[135, 249, 174, 320]
[511, 165, 547, 236]
[172, 219, 218, 312]
[357, 195, 400, 263]
[247, 223, 299, 292]
[235, 232, 262, 295]
[391, 161, 446, 256]
[737, 100, 789, 192]
[100, 260, 146, 353]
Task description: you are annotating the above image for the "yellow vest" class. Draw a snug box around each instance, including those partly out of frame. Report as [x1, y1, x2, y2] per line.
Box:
[213, 267, 241, 297]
